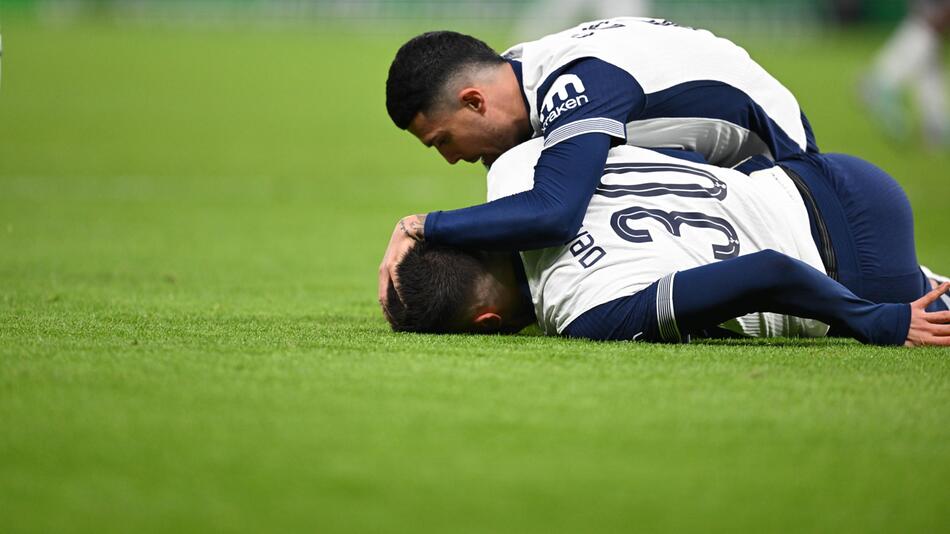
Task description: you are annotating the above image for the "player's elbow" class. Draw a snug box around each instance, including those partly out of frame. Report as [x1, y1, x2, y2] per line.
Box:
[756, 248, 790, 266]
[752, 249, 808, 286]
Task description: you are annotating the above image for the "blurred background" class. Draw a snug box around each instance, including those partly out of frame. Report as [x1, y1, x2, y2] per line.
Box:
[0, 0, 917, 31]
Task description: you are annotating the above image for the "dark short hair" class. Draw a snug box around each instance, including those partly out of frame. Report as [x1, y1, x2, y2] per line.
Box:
[384, 242, 486, 333]
[386, 31, 505, 129]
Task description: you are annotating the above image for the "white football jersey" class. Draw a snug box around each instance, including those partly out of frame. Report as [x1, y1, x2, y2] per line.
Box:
[487, 138, 830, 338]
[504, 17, 811, 166]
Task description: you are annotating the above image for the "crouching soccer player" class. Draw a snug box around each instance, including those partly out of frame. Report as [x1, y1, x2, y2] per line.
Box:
[382, 139, 950, 347]
[380, 17, 823, 306]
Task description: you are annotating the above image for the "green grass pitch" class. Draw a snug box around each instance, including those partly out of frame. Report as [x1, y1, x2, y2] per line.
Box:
[1, 17, 949, 533]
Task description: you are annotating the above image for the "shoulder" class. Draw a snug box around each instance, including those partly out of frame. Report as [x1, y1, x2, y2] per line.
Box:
[486, 138, 545, 201]
[508, 18, 644, 89]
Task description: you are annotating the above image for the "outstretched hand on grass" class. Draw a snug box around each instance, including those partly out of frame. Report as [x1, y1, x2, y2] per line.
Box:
[905, 281, 950, 347]
[378, 214, 426, 313]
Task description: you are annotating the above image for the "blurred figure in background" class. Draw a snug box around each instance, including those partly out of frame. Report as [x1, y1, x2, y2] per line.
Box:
[862, 0, 950, 148]
[515, 0, 652, 41]
[828, 0, 866, 25]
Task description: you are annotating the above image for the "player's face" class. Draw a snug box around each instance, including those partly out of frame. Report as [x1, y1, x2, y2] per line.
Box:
[408, 104, 517, 167]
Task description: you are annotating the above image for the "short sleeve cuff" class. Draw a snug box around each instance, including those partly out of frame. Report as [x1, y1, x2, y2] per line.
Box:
[543, 117, 627, 148]
[884, 303, 912, 346]
[656, 272, 686, 343]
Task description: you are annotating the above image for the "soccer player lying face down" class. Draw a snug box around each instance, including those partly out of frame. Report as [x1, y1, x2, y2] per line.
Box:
[383, 243, 535, 334]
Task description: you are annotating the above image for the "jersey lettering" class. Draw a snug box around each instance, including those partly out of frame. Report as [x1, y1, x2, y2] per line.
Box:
[571, 20, 626, 38]
[595, 159, 739, 260]
[637, 18, 689, 29]
[599, 162, 727, 200]
[610, 207, 741, 260]
[540, 74, 589, 131]
[568, 230, 607, 268]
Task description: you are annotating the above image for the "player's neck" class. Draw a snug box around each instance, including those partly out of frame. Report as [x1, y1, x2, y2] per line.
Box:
[480, 253, 535, 332]
[497, 63, 533, 142]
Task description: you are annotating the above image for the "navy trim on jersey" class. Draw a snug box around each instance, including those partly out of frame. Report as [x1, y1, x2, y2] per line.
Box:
[545, 117, 626, 148]
[800, 111, 820, 153]
[656, 273, 682, 342]
[505, 59, 533, 124]
[637, 80, 817, 162]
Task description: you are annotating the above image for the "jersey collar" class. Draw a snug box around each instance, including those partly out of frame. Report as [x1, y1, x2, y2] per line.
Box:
[505, 58, 532, 124]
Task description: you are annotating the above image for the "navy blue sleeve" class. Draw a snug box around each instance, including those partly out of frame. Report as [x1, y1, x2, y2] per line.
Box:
[425, 133, 612, 250]
[564, 250, 911, 346]
[423, 59, 645, 251]
[562, 283, 661, 341]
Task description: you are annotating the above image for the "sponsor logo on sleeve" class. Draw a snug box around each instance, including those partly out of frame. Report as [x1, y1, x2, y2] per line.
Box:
[539, 74, 589, 132]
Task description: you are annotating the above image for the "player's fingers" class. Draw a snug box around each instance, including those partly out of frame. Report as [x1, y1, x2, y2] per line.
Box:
[925, 323, 950, 337]
[914, 282, 950, 309]
[924, 310, 950, 324]
[388, 263, 399, 288]
[378, 220, 407, 305]
[378, 285, 388, 308]
[378, 264, 393, 306]
[379, 223, 418, 308]
[388, 260, 405, 298]
[907, 329, 950, 347]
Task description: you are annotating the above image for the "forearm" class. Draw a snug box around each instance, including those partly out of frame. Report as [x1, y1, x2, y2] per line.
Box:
[424, 133, 612, 250]
[665, 250, 910, 345]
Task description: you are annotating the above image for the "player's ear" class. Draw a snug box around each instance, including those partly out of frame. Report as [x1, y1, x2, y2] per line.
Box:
[459, 88, 486, 114]
[472, 311, 502, 333]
